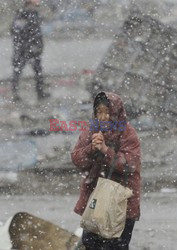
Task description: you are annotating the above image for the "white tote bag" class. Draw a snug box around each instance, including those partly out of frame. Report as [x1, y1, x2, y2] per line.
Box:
[80, 176, 133, 239]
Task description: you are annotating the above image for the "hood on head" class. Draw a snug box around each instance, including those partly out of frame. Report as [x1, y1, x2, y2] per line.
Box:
[93, 91, 127, 123]
[93, 92, 110, 116]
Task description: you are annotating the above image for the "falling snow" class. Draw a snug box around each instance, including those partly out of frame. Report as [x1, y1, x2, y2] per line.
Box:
[0, 0, 177, 249]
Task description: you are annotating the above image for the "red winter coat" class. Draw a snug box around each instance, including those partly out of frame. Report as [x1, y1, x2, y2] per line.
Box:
[71, 92, 141, 220]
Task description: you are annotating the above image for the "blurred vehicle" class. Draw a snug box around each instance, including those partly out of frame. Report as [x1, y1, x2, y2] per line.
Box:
[42, 8, 95, 38]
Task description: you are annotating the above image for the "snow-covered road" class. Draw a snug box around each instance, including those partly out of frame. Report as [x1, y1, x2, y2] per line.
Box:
[0, 191, 177, 250]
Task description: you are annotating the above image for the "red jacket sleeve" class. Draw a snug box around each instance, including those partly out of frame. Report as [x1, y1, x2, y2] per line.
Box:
[103, 125, 141, 174]
[71, 130, 93, 171]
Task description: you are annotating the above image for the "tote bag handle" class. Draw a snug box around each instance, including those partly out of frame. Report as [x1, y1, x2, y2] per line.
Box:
[107, 154, 129, 186]
[107, 155, 118, 180]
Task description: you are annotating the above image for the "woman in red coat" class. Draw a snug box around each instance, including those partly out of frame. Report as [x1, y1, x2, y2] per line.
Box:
[71, 91, 141, 250]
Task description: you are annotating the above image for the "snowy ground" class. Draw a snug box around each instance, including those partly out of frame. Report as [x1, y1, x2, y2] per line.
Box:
[0, 37, 112, 80]
[0, 191, 177, 250]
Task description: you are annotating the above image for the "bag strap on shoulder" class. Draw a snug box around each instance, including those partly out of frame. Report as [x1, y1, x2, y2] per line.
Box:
[106, 154, 129, 186]
[107, 155, 118, 180]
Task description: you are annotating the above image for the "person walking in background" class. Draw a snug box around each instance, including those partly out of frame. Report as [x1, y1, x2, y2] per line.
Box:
[11, 0, 49, 102]
[71, 91, 141, 250]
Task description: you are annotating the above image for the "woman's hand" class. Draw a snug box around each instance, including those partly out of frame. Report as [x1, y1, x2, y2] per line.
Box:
[92, 132, 103, 151]
[92, 131, 108, 154]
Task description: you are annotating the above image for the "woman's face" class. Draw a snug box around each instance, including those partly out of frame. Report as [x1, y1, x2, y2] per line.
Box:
[96, 104, 110, 121]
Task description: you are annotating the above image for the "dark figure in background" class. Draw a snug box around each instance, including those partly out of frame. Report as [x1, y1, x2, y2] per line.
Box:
[11, 0, 48, 101]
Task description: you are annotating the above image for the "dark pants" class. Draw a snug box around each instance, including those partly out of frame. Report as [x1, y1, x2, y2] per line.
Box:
[82, 219, 135, 250]
[12, 49, 44, 98]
